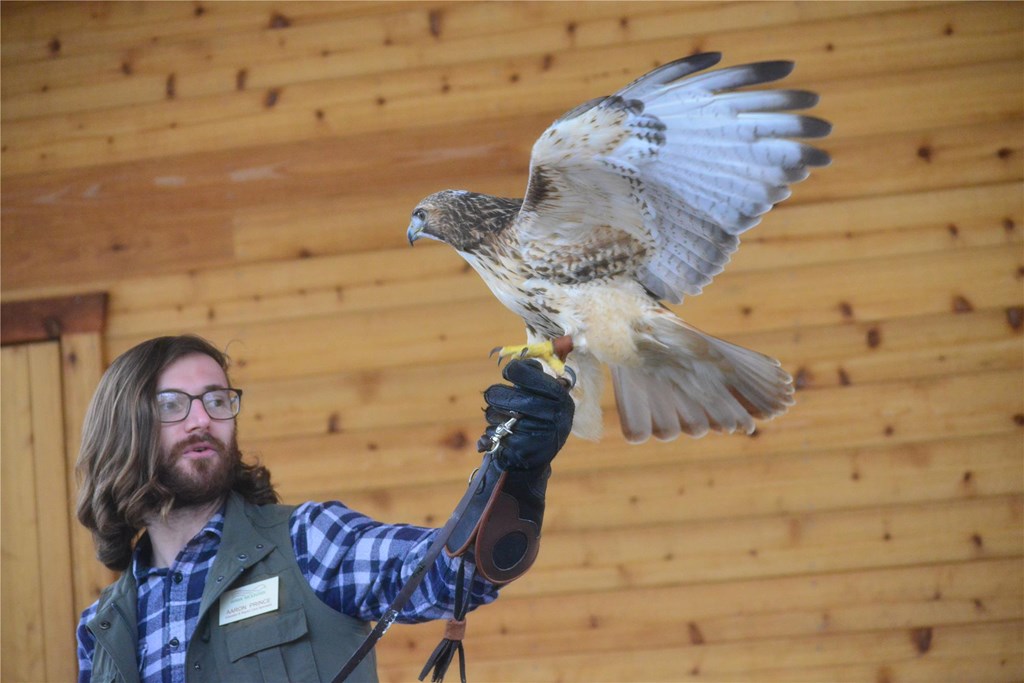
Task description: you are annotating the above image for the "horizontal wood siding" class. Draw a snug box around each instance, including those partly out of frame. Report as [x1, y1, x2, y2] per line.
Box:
[2, 1, 1021, 681]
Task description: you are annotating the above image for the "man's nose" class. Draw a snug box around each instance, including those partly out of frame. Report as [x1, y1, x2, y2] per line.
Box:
[184, 397, 212, 429]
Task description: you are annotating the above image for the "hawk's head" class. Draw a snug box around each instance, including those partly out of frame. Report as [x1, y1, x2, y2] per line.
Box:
[407, 190, 522, 254]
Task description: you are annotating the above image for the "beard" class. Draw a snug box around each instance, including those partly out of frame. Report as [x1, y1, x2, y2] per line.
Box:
[156, 431, 241, 509]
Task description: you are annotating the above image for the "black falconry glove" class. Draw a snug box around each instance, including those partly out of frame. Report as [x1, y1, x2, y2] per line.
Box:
[421, 359, 574, 683]
[446, 359, 574, 583]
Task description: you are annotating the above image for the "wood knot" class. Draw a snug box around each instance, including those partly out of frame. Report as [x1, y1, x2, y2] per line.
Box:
[866, 327, 882, 348]
[910, 626, 933, 654]
[42, 316, 62, 338]
[428, 9, 443, 37]
[1006, 306, 1023, 331]
[269, 12, 291, 29]
[951, 295, 974, 313]
[442, 431, 468, 450]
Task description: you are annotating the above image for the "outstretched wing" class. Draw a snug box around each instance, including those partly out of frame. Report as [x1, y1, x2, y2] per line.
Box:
[515, 52, 830, 303]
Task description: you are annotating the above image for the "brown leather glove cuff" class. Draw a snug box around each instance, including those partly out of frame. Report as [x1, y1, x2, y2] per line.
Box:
[445, 457, 549, 584]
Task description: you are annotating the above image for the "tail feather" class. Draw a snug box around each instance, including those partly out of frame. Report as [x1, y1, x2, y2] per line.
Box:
[670, 387, 711, 438]
[611, 365, 653, 443]
[647, 379, 682, 440]
[611, 318, 793, 442]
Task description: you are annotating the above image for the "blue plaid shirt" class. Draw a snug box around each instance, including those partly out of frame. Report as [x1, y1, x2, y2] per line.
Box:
[76, 500, 498, 683]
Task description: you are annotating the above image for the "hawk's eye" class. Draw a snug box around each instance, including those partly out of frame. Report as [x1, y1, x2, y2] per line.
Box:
[413, 209, 427, 221]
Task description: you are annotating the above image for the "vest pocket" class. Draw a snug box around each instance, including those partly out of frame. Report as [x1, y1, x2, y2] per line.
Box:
[225, 607, 317, 680]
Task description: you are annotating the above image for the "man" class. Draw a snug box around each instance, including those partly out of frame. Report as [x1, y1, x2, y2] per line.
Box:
[75, 334, 573, 682]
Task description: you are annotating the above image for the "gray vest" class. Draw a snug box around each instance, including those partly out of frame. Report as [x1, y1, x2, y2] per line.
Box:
[87, 493, 378, 682]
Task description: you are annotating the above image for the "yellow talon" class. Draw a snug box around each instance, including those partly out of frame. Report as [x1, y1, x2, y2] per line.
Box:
[490, 340, 567, 374]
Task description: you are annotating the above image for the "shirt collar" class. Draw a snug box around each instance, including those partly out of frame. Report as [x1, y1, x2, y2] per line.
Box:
[131, 501, 228, 580]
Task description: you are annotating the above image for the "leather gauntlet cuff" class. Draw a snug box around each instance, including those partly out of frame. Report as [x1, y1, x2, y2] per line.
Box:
[445, 455, 550, 584]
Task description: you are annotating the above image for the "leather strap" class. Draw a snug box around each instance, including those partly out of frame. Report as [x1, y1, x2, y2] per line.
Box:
[419, 559, 470, 683]
[442, 619, 466, 641]
[331, 454, 494, 683]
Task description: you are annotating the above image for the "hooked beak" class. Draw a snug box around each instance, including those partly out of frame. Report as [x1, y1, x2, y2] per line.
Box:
[407, 212, 429, 246]
[406, 222, 422, 246]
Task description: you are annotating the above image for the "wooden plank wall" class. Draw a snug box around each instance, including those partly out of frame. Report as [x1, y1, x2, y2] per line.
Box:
[2, 2, 1022, 681]
[1, 342, 78, 682]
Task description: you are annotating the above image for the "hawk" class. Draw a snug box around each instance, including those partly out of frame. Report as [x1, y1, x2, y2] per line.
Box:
[407, 52, 831, 443]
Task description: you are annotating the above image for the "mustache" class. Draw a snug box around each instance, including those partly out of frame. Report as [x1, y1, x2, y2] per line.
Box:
[169, 432, 229, 457]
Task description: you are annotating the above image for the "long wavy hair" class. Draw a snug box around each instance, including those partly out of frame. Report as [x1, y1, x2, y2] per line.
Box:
[76, 335, 279, 571]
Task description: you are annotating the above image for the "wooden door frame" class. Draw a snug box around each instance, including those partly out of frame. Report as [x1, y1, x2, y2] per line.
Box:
[1, 292, 107, 346]
[1, 292, 116, 615]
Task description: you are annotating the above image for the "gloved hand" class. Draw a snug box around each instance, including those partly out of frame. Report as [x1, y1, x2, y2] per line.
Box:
[476, 359, 575, 471]
[429, 360, 572, 683]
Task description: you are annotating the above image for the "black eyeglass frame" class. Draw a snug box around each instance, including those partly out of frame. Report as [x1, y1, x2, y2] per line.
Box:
[155, 388, 244, 424]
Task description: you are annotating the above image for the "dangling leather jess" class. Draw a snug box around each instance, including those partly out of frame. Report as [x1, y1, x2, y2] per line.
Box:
[419, 559, 470, 683]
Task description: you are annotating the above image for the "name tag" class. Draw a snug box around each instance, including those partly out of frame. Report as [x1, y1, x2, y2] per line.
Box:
[218, 576, 279, 625]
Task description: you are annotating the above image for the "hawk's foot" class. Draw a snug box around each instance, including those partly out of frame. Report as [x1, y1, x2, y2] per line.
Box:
[489, 336, 575, 383]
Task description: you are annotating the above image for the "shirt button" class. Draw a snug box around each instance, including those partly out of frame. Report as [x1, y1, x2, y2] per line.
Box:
[99, 621, 111, 630]
[237, 553, 248, 560]
[194, 663, 201, 670]
[172, 572, 184, 584]
[169, 637, 180, 649]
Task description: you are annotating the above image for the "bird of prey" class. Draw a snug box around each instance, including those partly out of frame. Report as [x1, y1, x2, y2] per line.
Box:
[407, 52, 830, 443]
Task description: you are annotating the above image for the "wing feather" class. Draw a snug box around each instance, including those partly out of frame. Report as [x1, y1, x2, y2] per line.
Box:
[616, 52, 724, 99]
[515, 52, 830, 303]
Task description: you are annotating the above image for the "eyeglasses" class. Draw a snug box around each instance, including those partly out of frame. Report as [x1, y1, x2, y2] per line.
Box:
[156, 388, 243, 423]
